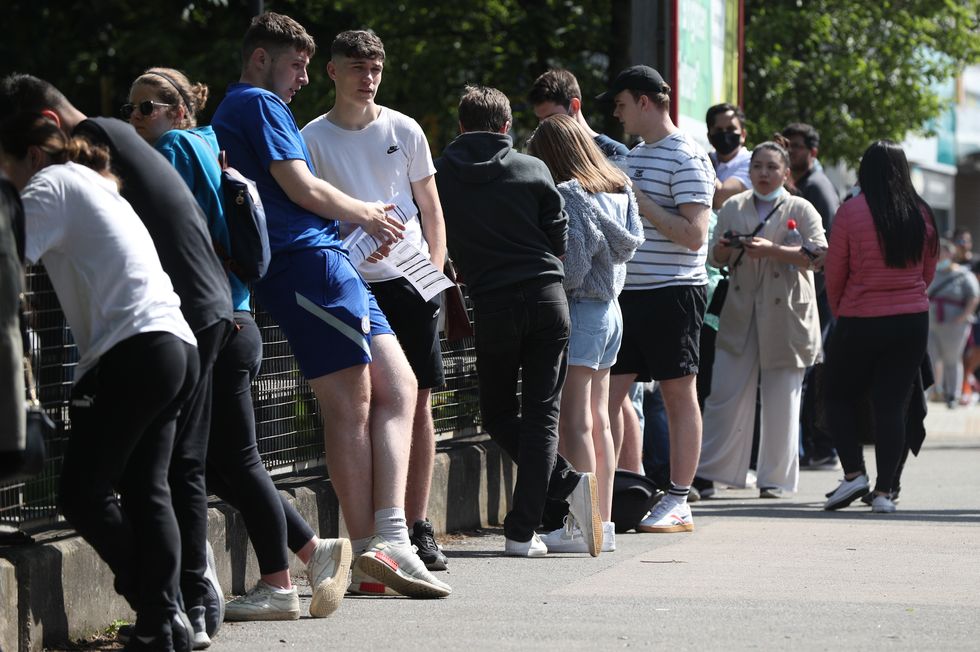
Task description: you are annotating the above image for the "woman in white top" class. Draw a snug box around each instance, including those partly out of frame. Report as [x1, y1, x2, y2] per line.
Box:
[0, 113, 198, 651]
[528, 114, 644, 552]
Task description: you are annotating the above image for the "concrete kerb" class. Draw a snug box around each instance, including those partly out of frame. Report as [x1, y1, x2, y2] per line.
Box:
[0, 435, 513, 651]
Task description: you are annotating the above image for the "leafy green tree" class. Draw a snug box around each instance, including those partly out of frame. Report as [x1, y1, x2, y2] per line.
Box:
[744, 0, 980, 165]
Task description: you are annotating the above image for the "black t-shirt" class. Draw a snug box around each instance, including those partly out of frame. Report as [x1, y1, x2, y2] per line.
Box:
[73, 118, 231, 332]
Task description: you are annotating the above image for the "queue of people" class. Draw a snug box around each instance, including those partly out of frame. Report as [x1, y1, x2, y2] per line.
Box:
[0, 9, 962, 652]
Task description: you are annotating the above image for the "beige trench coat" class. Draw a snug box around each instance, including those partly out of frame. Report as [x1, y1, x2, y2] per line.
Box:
[708, 191, 827, 370]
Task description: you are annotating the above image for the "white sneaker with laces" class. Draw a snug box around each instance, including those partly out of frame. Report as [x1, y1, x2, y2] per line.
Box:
[356, 537, 452, 598]
[871, 493, 897, 513]
[539, 516, 590, 554]
[224, 581, 300, 621]
[823, 474, 870, 511]
[307, 537, 352, 617]
[565, 472, 602, 556]
[504, 531, 548, 557]
[601, 521, 616, 552]
[637, 497, 694, 533]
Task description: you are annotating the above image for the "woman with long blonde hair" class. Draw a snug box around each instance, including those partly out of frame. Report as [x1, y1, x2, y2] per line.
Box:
[528, 114, 643, 551]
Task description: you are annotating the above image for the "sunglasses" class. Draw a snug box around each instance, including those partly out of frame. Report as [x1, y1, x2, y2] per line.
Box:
[120, 100, 174, 119]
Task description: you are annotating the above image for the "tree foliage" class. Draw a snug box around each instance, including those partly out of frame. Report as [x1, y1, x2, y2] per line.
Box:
[0, 0, 617, 153]
[744, 0, 980, 165]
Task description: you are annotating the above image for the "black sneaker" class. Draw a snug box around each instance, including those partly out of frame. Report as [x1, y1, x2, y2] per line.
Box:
[410, 519, 448, 571]
[692, 476, 715, 499]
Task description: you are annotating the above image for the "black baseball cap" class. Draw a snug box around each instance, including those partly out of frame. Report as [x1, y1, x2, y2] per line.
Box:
[596, 65, 668, 102]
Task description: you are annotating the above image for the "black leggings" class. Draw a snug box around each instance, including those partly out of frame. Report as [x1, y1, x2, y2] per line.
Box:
[59, 332, 197, 635]
[823, 313, 929, 493]
[206, 311, 315, 575]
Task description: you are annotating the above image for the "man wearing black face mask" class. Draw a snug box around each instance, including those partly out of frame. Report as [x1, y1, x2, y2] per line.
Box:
[706, 103, 751, 209]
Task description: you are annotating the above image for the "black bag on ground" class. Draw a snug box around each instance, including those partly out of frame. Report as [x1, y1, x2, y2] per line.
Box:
[218, 152, 270, 282]
[611, 470, 664, 533]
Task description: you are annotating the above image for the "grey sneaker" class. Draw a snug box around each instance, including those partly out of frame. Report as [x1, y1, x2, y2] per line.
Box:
[307, 538, 352, 617]
[565, 472, 602, 557]
[224, 581, 300, 621]
[356, 536, 452, 598]
[202, 541, 224, 638]
[871, 494, 897, 513]
[187, 606, 210, 650]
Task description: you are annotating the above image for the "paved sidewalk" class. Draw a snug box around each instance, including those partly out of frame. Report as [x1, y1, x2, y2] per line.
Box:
[198, 403, 978, 651]
[55, 404, 980, 651]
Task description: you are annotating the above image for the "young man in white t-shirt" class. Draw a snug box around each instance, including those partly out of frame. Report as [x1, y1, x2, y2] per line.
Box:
[597, 65, 715, 534]
[301, 30, 449, 579]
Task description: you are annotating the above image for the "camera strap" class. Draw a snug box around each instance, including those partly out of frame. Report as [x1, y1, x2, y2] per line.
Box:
[730, 199, 784, 271]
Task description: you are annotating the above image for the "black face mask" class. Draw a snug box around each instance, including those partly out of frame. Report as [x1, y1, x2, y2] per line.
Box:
[709, 131, 741, 156]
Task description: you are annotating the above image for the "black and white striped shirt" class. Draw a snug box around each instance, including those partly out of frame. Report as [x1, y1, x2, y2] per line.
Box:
[625, 132, 714, 290]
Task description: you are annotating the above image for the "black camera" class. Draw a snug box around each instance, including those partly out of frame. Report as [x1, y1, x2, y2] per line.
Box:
[723, 230, 752, 248]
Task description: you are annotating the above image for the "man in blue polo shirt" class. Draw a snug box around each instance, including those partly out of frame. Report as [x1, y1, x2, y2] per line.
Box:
[212, 11, 451, 600]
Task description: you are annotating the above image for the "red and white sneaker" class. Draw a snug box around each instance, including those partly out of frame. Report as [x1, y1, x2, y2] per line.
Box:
[637, 498, 694, 533]
[356, 537, 452, 598]
[347, 563, 399, 596]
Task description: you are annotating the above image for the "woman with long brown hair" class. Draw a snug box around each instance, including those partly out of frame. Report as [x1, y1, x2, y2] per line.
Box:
[527, 113, 643, 551]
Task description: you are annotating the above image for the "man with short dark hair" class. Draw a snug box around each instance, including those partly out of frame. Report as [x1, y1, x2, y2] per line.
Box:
[301, 28, 450, 579]
[528, 68, 629, 158]
[782, 122, 841, 470]
[435, 85, 601, 558]
[0, 72, 233, 647]
[706, 102, 751, 208]
[212, 12, 451, 599]
[598, 65, 715, 534]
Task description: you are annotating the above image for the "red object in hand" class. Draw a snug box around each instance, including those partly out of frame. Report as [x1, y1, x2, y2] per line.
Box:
[787, 219, 798, 230]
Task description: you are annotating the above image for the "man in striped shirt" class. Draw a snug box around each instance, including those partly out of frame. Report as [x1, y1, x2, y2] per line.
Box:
[597, 65, 715, 533]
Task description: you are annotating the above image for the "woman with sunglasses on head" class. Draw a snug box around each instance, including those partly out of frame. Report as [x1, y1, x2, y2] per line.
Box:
[527, 114, 644, 552]
[126, 68, 351, 623]
[696, 141, 826, 500]
[1, 113, 198, 651]
[822, 140, 939, 514]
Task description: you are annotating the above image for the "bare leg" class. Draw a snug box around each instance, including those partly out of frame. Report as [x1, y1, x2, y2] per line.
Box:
[658, 374, 702, 487]
[618, 394, 644, 473]
[366, 334, 416, 511]
[558, 365, 596, 473]
[608, 373, 636, 465]
[405, 388, 435, 525]
[308, 364, 373, 539]
[590, 369, 615, 522]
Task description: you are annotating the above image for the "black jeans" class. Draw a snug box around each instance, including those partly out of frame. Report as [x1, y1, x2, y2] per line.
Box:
[207, 312, 315, 574]
[473, 279, 579, 541]
[171, 319, 233, 609]
[823, 313, 929, 494]
[60, 332, 197, 635]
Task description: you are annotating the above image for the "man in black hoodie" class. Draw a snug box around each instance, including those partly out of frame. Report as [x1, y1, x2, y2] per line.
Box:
[435, 85, 601, 557]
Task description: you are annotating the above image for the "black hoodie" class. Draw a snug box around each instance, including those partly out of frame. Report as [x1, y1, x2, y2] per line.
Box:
[435, 132, 567, 297]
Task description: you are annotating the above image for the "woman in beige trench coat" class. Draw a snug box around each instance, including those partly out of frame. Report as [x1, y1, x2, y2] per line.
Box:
[696, 141, 826, 497]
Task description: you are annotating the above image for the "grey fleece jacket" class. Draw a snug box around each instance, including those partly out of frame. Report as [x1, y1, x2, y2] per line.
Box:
[558, 180, 644, 301]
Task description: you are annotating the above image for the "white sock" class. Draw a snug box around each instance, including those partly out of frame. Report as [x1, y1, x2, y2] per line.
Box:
[351, 536, 374, 555]
[374, 507, 410, 546]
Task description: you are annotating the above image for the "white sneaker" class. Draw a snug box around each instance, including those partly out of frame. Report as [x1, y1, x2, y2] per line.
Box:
[601, 521, 616, 552]
[307, 537, 352, 617]
[504, 531, 548, 557]
[224, 581, 300, 621]
[538, 516, 591, 554]
[356, 537, 452, 598]
[637, 497, 694, 533]
[347, 562, 398, 596]
[871, 494, 897, 513]
[823, 474, 870, 511]
[187, 606, 211, 650]
[565, 472, 602, 556]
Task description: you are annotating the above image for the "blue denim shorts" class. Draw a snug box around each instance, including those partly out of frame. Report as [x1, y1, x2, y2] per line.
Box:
[567, 298, 622, 370]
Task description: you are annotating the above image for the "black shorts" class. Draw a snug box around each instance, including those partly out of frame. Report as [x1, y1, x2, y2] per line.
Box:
[370, 277, 445, 389]
[611, 284, 706, 382]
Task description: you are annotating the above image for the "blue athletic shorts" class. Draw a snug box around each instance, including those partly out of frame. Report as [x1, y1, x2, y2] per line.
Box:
[254, 248, 393, 379]
[567, 297, 622, 370]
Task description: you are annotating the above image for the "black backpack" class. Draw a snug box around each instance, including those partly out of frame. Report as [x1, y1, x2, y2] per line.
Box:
[611, 470, 664, 533]
[217, 152, 270, 282]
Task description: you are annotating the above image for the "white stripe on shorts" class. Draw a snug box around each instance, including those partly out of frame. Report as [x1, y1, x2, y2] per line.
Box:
[294, 292, 372, 359]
